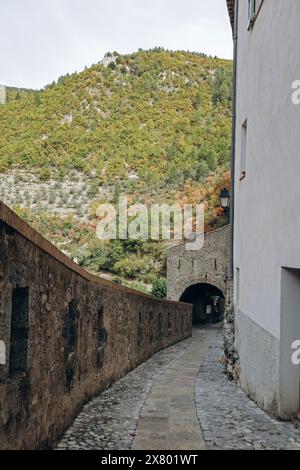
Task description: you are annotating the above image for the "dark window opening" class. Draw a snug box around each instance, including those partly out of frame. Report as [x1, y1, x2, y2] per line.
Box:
[96, 305, 107, 369]
[64, 299, 79, 391]
[168, 312, 172, 333]
[9, 287, 29, 376]
[98, 305, 104, 325]
[4, 223, 15, 237]
[157, 312, 162, 337]
[137, 311, 142, 348]
[67, 299, 79, 348]
[98, 328, 108, 344]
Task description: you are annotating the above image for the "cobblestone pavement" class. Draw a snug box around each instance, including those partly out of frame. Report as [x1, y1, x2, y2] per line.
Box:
[132, 328, 210, 450]
[57, 337, 193, 450]
[58, 326, 300, 451]
[195, 326, 300, 450]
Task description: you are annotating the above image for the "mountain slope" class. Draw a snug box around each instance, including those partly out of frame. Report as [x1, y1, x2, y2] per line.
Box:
[0, 49, 232, 188]
[0, 49, 232, 293]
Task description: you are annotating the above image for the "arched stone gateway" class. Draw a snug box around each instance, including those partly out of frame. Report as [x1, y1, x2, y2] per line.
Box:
[180, 283, 225, 324]
[167, 225, 230, 324]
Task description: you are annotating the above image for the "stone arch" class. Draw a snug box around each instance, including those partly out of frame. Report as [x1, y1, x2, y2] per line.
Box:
[166, 225, 230, 304]
[177, 276, 226, 303]
[180, 282, 225, 325]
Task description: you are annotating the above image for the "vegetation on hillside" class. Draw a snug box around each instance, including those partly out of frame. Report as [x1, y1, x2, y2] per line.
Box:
[0, 49, 232, 291]
[0, 49, 232, 181]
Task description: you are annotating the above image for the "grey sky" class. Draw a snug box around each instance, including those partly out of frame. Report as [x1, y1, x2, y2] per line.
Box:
[1, 0, 232, 90]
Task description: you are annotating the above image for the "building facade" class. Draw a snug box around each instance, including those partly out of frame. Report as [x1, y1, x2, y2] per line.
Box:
[228, 0, 300, 417]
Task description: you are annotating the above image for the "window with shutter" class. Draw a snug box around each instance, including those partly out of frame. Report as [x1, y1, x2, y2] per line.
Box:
[248, 0, 256, 29]
[248, 0, 264, 30]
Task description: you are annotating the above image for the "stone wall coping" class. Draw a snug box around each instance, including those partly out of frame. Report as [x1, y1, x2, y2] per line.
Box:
[0, 201, 191, 308]
[166, 224, 230, 251]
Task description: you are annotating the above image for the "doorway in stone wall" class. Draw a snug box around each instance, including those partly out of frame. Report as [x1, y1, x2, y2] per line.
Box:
[180, 283, 225, 325]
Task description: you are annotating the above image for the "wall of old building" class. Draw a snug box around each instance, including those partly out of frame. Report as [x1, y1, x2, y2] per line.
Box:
[0, 202, 192, 449]
[233, 0, 300, 416]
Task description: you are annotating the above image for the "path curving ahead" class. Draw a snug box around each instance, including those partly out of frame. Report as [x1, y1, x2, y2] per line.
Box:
[57, 325, 300, 451]
[57, 330, 200, 450]
[132, 328, 212, 450]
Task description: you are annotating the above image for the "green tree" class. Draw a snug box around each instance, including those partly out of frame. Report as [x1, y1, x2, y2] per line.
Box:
[151, 277, 167, 299]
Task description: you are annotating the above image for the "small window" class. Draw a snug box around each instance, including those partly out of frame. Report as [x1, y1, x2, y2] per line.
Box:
[248, 0, 256, 29]
[9, 287, 29, 376]
[240, 119, 247, 180]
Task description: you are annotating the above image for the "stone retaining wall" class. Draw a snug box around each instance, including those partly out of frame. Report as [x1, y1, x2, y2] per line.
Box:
[0, 202, 192, 449]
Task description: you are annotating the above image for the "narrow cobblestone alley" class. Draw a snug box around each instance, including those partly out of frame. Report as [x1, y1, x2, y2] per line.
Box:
[57, 326, 300, 451]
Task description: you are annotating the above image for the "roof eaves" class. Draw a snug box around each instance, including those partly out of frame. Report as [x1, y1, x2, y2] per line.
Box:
[226, 0, 235, 31]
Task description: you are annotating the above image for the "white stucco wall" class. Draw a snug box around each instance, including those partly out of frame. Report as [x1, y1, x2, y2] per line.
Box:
[234, 0, 300, 415]
[234, 0, 300, 339]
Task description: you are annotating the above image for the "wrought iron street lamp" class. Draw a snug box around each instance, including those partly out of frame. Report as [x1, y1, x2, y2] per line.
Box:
[220, 188, 230, 215]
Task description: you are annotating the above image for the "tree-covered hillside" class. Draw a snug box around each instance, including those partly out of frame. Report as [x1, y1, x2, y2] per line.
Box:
[0, 49, 232, 184]
[0, 49, 232, 293]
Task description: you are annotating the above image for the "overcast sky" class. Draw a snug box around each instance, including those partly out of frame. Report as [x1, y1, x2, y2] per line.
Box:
[0, 0, 233, 90]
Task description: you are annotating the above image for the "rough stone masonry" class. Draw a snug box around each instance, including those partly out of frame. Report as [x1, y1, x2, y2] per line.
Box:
[167, 225, 230, 303]
[0, 202, 192, 450]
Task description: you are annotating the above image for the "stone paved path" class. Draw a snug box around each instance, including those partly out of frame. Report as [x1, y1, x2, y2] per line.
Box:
[195, 327, 300, 450]
[132, 328, 211, 450]
[57, 325, 300, 451]
[57, 335, 194, 450]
